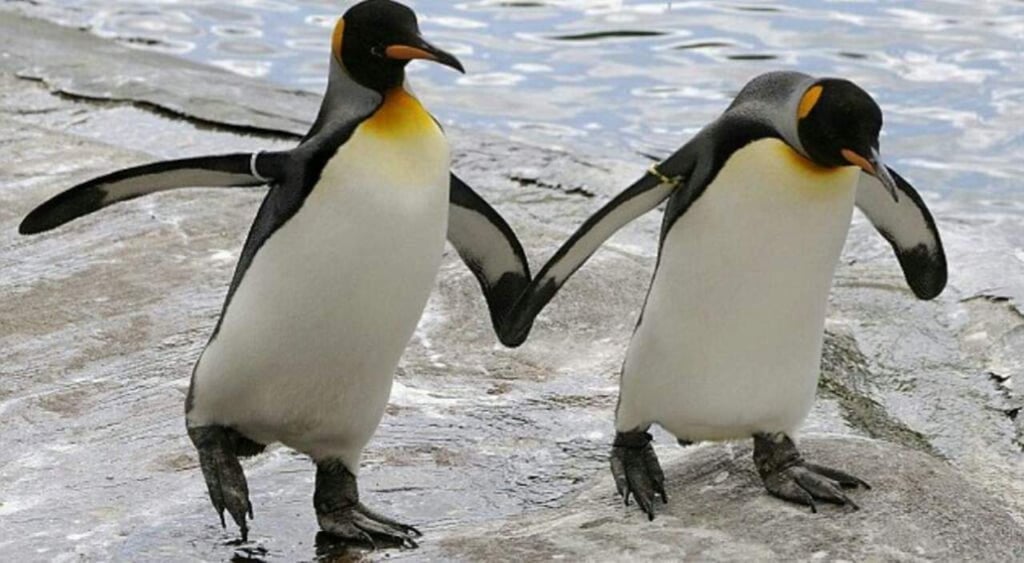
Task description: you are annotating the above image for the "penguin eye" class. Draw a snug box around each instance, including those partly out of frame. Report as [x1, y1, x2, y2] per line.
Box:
[370, 45, 386, 58]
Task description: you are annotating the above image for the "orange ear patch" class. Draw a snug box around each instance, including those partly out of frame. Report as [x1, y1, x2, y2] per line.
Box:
[331, 19, 345, 61]
[798, 85, 824, 119]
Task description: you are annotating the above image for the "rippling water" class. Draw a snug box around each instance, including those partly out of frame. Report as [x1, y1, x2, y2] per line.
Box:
[5, 0, 1023, 195]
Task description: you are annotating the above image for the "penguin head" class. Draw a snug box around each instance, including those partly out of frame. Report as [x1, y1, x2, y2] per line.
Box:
[795, 79, 900, 201]
[332, 0, 465, 92]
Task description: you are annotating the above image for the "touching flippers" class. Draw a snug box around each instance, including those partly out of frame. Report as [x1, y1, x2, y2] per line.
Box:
[498, 146, 696, 347]
[855, 167, 947, 300]
[19, 151, 287, 235]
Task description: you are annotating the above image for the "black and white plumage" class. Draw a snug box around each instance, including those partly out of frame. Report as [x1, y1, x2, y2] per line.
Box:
[501, 71, 946, 519]
[20, 0, 529, 546]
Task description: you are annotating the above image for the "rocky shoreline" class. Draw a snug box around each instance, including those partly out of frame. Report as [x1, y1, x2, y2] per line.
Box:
[1, 12, 1022, 561]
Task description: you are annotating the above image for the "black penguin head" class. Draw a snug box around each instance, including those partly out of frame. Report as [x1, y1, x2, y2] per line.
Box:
[796, 78, 900, 201]
[332, 0, 465, 92]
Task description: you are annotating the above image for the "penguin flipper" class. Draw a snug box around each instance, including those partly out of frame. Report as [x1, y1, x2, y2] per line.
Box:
[498, 149, 694, 347]
[19, 152, 286, 235]
[448, 173, 532, 336]
[855, 167, 947, 300]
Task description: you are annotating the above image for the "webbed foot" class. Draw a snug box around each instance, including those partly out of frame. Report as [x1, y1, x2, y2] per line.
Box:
[610, 431, 667, 521]
[188, 426, 258, 541]
[314, 460, 421, 549]
[753, 432, 870, 512]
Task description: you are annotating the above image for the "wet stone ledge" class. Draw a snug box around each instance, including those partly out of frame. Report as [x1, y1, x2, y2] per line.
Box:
[443, 437, 1024, 561]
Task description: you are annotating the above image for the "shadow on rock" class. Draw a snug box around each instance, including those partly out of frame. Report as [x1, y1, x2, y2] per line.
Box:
[229, 544, 268, 563]
[314, 531, 410, 562]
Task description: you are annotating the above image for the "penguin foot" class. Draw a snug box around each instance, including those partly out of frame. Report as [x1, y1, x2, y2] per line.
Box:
[188, 426, 255, 541]
[753, 432, 870, 512]
[610, 431, 667, 521]
[318, 503, 422, 549]
[314, 459, 421, 549]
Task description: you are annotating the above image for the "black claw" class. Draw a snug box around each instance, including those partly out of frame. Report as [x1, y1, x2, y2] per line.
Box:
[189, 426, 256, 541]
[634, 490, 652, 519]
[804, 462, 872, 491]
[315, 460, 421, 549]
[610, 431, 667, 521]
[610, 455, 628, 498]
[361, 532, 377, 551]
[753, 433, 869, 513]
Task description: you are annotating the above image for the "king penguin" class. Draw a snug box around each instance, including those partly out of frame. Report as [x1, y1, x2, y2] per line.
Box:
[498, 71, 947, 519]
[20, 0, 533, 545]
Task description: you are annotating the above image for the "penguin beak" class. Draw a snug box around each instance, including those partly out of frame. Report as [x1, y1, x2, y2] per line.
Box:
[841, 147, 900, 203]
[385, 37, 465, 74]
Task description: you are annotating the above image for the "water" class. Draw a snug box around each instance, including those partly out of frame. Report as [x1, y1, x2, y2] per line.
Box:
[5, 0, 1023, 196]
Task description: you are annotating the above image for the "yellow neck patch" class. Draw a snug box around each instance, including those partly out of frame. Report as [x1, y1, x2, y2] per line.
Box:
[797, 85, 824, 119]
[750, 139, 858, 202]
[362, 89, 438, 138]
[331, 19, 345, 63]
[775, 139, 842, 177]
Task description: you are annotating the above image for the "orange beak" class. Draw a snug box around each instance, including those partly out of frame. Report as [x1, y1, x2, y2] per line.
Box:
[384, 39, 465, 73]
[843, 147, 899, 203]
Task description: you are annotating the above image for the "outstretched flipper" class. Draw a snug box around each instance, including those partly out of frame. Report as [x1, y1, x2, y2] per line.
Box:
[19, 152, 288, 235]
[855, 167, 947, 300]
[447, 173, 532, 336]
[499, 144, 699, 347]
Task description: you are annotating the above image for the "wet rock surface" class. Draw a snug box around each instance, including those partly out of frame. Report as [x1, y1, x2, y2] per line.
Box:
[1, 11, 1022, 562]
[444, 436, 1024, 561]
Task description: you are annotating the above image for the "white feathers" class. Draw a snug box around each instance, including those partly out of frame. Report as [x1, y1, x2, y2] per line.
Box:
[448, 204, 524, 285]
[546, 181, 675, 287]
[188, 117, 450, 473]
[617, 139, 860, 440]
[855, 171, 938, 256]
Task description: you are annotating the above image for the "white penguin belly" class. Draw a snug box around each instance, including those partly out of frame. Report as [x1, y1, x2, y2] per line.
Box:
[189, 112, 450, 472]
[617, 138, 859, 441]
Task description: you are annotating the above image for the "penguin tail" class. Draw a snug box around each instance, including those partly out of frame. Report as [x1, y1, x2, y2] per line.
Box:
[19, 151, 286, 235]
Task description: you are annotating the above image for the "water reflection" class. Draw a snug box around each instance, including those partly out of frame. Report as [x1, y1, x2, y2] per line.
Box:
[311, 531, 377, 562]
[5, 0, 1022, 195]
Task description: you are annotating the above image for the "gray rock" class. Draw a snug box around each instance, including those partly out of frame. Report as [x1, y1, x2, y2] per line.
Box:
[0, 11, 317, 137]
[444, 436, 1024, 561]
